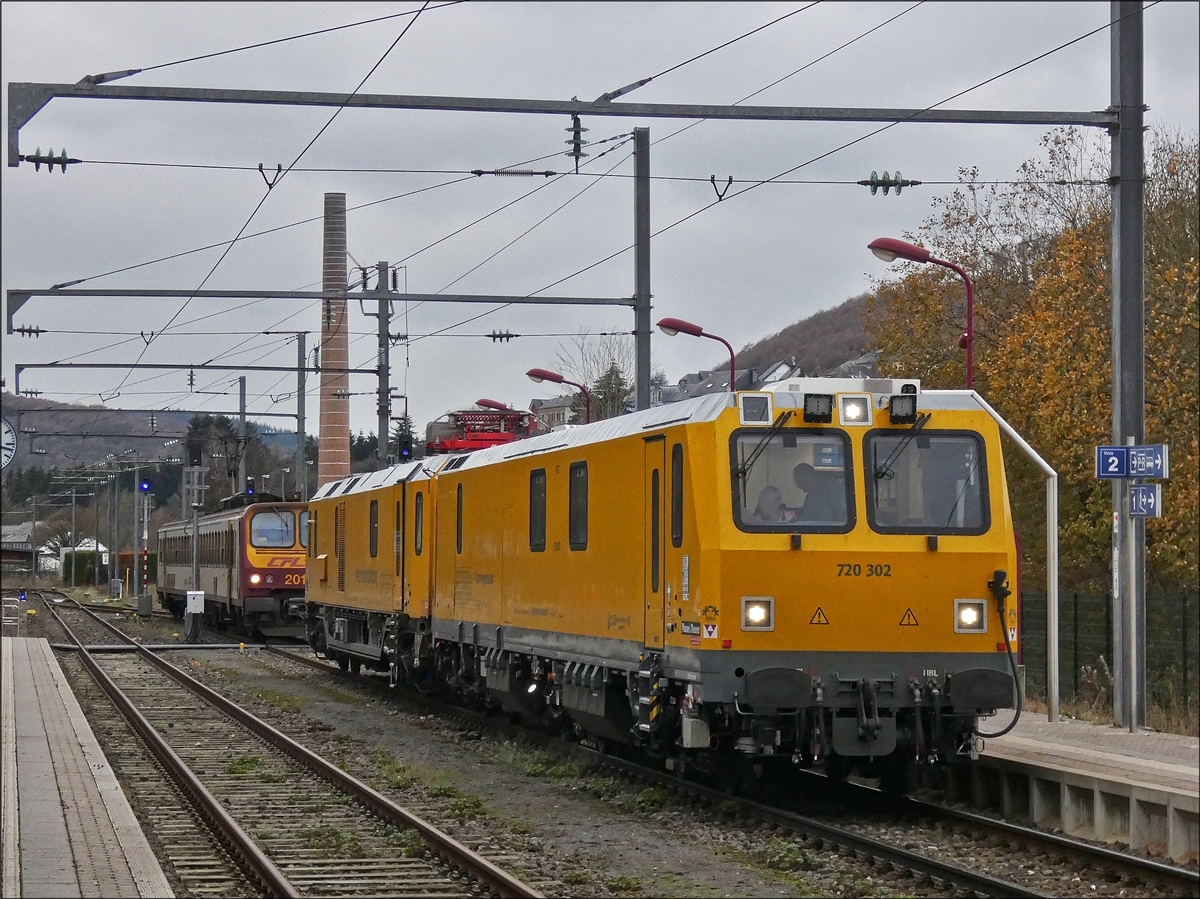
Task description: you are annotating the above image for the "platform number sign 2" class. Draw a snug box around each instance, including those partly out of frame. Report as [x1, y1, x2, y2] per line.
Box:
[1, 418, 15, 471]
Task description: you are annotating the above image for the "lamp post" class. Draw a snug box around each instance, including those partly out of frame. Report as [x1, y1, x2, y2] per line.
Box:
[868, 237, 976, 390]
[657, 317, 736, 391]
[527, 368, 591, 424]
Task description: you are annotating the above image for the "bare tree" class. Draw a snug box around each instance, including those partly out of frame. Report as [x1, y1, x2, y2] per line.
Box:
[553, 328, 636, 390]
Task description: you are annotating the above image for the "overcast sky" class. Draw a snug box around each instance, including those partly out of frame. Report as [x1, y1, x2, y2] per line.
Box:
[2, 1, 1197, 445]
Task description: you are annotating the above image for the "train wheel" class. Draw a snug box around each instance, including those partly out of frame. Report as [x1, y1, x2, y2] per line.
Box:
[824, 755, 852, 781]
[338, 654, 349, 672]
[880, 756, 914, 797]
[349, 658, 362, 675]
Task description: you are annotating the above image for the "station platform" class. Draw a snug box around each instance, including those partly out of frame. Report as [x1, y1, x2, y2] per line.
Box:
[2, 636, 174, 898]
[953, 712, 1199, 864]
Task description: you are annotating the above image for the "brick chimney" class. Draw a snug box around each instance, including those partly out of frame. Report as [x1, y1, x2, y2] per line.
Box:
[317, 192, 350, 487]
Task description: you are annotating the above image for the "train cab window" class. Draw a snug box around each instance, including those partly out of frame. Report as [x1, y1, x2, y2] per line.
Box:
[250, 509, 297, 547]
[670, 443, 684, 548]
[730, 430, 853, 533]
[414, 491, 424, 556]
[299, 511, 309, 550]
[866, 430, 988, 534]
[569, 461, 588, 551]
[529, 469, 547, 552]
[369, 500, 379, 558]
[456, 484, 463, 554]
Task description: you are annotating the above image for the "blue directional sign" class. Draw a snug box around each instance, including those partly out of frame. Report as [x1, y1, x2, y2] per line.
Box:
[1128, 444, 1169, 478]
[1096, 446, 1128, 479]
[1129, 484, 1163, 518]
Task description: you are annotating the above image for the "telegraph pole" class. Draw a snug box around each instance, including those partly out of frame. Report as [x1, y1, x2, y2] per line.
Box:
[634, 127, 651, 411]
[238, 376, 247, 492]
[1110, 0, 1146, 730]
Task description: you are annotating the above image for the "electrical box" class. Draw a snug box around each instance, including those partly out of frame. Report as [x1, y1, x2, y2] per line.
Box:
[186, 590, 204, 614]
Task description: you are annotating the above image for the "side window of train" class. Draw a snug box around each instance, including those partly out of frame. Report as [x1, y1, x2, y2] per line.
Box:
[309, 510, 317, 558]
[671, 443, 684, 548]
[414, 491, 424, 556]
[369, 499, 379, 558]
[651, 468, 660, 592]
[456, 483, 464, 554]
[529, 468, 547, 552]
[569, 461, 588, 551]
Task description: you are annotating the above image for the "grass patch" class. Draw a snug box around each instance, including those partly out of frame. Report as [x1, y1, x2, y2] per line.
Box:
[299, 824, 375, 857]
[226, 754, 264, 775]
[260, 771, 286, 783]
[605, 874, 642, 894]
[635, 786, 669, 812]
[206, 664, 244, 682]
[385, 827, 427, 857]
[444, 795, 485, 820]
[562, 870, 592, 885]
[255, 689, 303, 709]
[372, 747, 418, 790]
[315, 684, 369, 706]
[427, 783, 459, 798]
[754, 837, 818, 872]
[499, 744, 588, 777]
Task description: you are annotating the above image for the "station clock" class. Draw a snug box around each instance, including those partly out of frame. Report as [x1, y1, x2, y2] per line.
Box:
[1, 417, 15, 470]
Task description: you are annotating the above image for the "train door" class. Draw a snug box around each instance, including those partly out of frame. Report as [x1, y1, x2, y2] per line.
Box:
[643, 436, 666, 648]
[392, 483, 406, 613]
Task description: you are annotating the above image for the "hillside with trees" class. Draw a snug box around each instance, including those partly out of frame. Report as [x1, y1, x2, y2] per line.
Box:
[865, 126, 1198, 596]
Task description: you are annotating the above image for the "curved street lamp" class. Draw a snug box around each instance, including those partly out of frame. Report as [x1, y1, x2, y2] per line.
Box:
[527, 368, 591, 424]
[868, 237, 976, 389]
[657, 317, 736, 392]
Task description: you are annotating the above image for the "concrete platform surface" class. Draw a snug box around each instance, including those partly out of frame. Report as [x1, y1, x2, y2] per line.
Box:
[2, 636, 174, 898]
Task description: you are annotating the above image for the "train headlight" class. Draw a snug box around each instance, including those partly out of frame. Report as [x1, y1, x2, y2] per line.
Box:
[889, 394, 918, 424]
[249, 573, 262, 585]
[838, 394, 872, 426]
[803, 394, 833, 423]
[741, 596, 774, 631]
[954, 598, 988, 633]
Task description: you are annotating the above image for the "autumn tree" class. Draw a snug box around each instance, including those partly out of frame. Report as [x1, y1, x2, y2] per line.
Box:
[866, 127, 1198, 594]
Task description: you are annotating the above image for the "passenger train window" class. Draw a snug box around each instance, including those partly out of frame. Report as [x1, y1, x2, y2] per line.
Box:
[250, 509, 297, 547]
[671, 443, 684, 548]
[456, 484, 463, 554]
[569, 462, 588, 551]
[730, 430, 853, 533]
[299, 511, 309, 549]
[414, 491, 424, 556]
[369, 500, 379, 558]
[866, 430, 988, 534]
[529, 469, 547, 552]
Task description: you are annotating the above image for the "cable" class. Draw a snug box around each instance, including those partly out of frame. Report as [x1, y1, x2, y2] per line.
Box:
[600, 3, 821, 101]
[99, 4, 434, 403]
[137, 2, 462, 74]
[524, 3, 1159, 298]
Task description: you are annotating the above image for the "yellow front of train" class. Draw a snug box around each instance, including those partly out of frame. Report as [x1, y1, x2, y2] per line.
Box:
[679, 379, 1019, 782]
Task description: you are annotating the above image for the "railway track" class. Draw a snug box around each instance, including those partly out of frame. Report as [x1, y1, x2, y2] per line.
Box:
[260, 643, 1199, 899]
[47, 597, 1197, 897]
[40, 600, 540, 898]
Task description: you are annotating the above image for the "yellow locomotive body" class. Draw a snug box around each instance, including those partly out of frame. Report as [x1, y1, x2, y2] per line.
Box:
[306, 377, 1019, 785]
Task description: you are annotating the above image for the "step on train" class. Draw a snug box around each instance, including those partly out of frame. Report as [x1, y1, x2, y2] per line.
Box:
[304, 377, 1021, 790]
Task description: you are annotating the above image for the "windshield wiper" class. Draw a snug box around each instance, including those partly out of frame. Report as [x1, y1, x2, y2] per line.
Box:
[873, 412, 931, 481]
[738, 410, 794, 482]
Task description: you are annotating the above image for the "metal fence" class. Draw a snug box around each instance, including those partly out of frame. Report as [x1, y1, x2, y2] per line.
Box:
[1020, 591, 1198, 712]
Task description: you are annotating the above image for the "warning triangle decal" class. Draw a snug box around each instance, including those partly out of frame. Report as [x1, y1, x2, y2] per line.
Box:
[809, 607, 829, 625]
[899, 608, 919, 626]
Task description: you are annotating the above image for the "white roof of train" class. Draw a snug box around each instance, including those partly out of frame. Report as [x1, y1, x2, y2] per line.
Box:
[315, 379, 995, 500]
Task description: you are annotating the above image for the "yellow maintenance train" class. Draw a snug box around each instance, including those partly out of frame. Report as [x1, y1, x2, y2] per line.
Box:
[305, 377, 1020, 790]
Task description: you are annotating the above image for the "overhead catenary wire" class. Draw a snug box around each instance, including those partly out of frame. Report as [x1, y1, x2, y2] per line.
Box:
[84, 3, 436, 407]
[485, 1, 1163, 312]
[128, 2, 464, 74]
